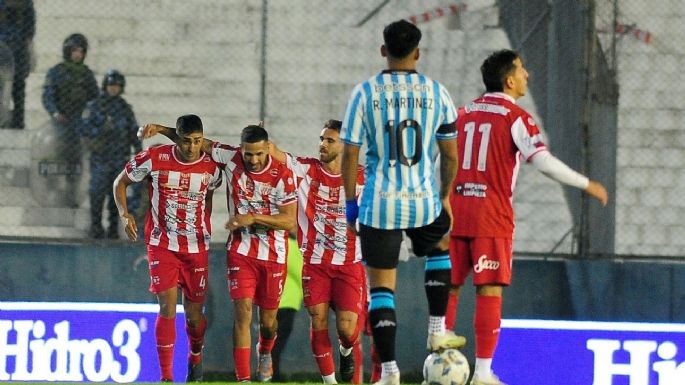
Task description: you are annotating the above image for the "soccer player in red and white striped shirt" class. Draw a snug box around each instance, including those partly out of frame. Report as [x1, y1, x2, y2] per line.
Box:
[141, 123, 297, 382]
[446, 50, 608, 385]
[113, 114, 222, 382]
[271, 120, 366, 384]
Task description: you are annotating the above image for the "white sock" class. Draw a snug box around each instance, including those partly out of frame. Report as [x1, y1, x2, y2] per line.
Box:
[322, 373, 338, 384]
[381, 361, 399, 376]
[474, 358, 493, 379]
[339, 344, 352, 356]
[428, 316, 446, 335]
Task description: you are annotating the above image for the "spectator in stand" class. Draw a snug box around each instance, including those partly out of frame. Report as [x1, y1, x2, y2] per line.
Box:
[42, 33, 98, 206]
[0, 0, 35, 129]
[81, 69, 140, 239]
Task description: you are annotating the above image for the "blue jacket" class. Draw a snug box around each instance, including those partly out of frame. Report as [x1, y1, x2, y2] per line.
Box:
[80, 93, 140, 162]
[42, 61, 99, 118]
[0, 0, 35, 46]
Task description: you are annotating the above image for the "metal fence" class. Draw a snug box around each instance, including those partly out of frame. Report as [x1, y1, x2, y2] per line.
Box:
[0, 0, 683, 258]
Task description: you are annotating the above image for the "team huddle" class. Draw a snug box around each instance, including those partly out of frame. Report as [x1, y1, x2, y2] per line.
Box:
[112, 20, 608, 385]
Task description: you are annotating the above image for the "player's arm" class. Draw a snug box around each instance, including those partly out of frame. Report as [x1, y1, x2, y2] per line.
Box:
[437, 137, 458, 200]
[205, 189, 214, 217]
[113, 170, 139, 241]
[530, 150, 608, 206]
[341, 143, 361, 231]
[139, 123, 214, 154]
[269, 140, 287, 164]
[226, 202, 297, 232]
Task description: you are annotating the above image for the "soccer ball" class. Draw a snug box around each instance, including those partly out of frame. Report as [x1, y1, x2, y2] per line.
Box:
[422, 349, 470, 385]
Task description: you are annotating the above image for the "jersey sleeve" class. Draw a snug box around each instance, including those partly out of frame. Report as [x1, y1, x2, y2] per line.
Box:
[436, 83, 458, 141]
[125, 148, 153, 182]
[341, 83, 366, 146]
[211, 141, 239, 167]
[511, 112, 547, 161]
[208, 165, 223, 190]
[284, 153, 311, 179]
[276, 167, 298, 206]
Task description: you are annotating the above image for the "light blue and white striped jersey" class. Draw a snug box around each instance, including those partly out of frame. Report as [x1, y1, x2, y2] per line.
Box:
[341, 70, 457, 230]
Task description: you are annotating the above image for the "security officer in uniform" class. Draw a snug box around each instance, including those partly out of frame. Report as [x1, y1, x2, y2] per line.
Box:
[41, 33, 99, 206]
[81, 69, 141, 239]
[0, 0, 35, 129]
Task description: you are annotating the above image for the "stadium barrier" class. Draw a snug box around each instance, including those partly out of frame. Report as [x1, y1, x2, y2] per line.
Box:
[1, 241, 684, 381]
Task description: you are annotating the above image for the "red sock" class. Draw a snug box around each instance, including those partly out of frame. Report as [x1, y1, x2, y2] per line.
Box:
[474, 294, 502, 358]
[155, 315, 176, 381]
[352, 338, 363, 384]
[233, 346, 251, 381]
[370, 342, 381, 383]
[311, 328, 335, 376]
[258, 334, 277, 354]
[185, 317, 207, 364]
[445, 291, 459, 330]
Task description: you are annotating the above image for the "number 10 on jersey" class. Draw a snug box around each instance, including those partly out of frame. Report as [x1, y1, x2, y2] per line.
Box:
[385, 119, 423, 167]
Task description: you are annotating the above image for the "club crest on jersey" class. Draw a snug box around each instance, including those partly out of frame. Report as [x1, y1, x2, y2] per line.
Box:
[158, 153, 169, 161]
[328, 186, 341, 201]
[201, 172, 212, 185]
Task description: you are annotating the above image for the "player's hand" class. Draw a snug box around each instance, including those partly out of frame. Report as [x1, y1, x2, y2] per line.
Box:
[441, 196, 454, 232]
[226, 213, 255, 231]
[346, 222, 358, 235]
[121, 213, 138, 241]
[585, 180, 609, 207]
[137, 124, 162, 140]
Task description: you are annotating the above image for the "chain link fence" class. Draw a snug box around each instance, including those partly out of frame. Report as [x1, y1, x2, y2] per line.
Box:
[0, 0, 683, 258]
[595, 0, 685, 257]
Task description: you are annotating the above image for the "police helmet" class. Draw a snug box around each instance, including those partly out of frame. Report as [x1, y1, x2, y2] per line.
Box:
[102, 69, 126, 92]
[62, 33, 88, 60]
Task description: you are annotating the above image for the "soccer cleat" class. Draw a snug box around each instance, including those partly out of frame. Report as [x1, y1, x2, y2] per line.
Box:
[186, 358, 203, 382]
[160, 378, 172, 382]
[257, 352, 273, 382]
[339, 349, 355, 382]
[372, 372, 400, 385]
[470, 372, 508, 385]
[426, 330, 467, 351]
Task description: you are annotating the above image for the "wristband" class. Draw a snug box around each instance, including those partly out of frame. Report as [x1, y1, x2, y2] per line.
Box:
[345, 199, 359, 224]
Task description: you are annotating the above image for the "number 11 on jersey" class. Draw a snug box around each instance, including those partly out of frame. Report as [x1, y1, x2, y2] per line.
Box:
[462, 122, 491, 171]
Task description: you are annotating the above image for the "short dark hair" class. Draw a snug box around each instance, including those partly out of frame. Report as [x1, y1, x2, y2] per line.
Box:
[383, 20, 422, 59]
[323, 119, 342, 132]
[481, 49, 520, 92]
[176, 114, 203, 135]
[241, 124, 269, 144]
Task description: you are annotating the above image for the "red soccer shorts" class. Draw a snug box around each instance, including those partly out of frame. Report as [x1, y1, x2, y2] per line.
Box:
[302, 262, 365, 313]
[449, 236, 513, 286]
[146, 244, 209, 302]
[227, 252, 286, 309]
